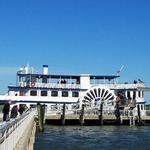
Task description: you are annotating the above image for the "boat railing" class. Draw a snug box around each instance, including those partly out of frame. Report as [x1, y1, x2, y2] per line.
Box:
[80, 109, 147, 118]
[18, 81, 144, 89]
[33, 82, 81, 89]
[91, 83, 144, 89]
[45, 106, 150, 119]
[145, 110, 150, 116]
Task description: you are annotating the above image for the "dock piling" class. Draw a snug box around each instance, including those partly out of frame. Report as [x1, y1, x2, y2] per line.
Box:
[114, 103, 121, 125]
[37, 103, 45, 132]
[120, 115, 123, 124]
[61, 103, 66, 125]
[137, 104, 141, 125]
[99, 103, 103, 125]
[80, 104, 85, 125]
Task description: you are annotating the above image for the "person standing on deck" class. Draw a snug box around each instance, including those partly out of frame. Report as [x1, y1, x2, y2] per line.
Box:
[2, 101, 11, 121]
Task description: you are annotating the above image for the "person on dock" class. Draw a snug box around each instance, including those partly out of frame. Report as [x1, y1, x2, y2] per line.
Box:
[10, 105, 18, 119]
[2, 101, 11, 121]
[18, 104, 25, 115]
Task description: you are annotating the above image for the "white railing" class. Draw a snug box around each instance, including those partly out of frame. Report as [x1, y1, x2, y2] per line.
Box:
[19, 82, 144, 89]
[34, 83, 81, 89]
[18, 82, 144, 90]
[0, 109, 36, 150]
[145, 110, 150, 116]
[91, 83, 144, 89]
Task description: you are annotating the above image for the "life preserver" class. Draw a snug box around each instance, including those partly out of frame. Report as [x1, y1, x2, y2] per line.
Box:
[31, 82, 35, 87]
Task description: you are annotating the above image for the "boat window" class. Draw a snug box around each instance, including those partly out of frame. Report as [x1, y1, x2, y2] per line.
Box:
[138, 91, 141, 98]
[41, 91, 47, 96]
[127, 91, 131, 99]
[42, 76, 48, 83]
[142, 91, 144, 97]
[30, 90, 37, 96]
[51, 91, 58, 97]
[141, 105, 143, 110]
[72, 91, 79, 97]
[133, 91, 136, 99]
[62, 91, 68, 97]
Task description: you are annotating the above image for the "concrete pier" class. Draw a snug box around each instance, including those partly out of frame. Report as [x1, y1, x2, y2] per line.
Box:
[0, 110, 36, 150]
[16, 120, 36, 150]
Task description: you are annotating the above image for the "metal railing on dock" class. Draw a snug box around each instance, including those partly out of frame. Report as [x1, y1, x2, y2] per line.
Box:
[0, 109, 36, 150]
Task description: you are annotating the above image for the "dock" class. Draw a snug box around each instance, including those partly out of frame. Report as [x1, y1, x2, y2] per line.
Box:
[45, 114, 150, 125]
[44, 108, 150, 126]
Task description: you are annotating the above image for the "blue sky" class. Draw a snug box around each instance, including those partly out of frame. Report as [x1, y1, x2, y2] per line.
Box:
[0, 0, 150, 100]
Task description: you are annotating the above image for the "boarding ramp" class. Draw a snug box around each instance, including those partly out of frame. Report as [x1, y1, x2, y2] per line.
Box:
[0, 109, 36, 150]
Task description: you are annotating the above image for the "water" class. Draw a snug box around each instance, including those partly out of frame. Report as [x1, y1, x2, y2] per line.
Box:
[34, 125, 150, 150]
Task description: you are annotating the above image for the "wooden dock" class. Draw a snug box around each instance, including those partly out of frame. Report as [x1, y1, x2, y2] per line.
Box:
[45, 114, 150, 126]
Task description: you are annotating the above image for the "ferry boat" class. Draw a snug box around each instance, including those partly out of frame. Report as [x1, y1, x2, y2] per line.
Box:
[0, 65, 148, 115]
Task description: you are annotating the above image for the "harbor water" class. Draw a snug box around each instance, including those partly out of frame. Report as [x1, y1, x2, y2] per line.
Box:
[34, 125, 150, 150]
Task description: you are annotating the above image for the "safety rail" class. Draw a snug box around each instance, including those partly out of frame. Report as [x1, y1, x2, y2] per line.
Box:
[35, 83, 81, 89]
[18, 82, 144, 89]
[48, 109, 149, 118]
[0, 109, 36, 150]
[91, 83, 144, 89]
[19, 82, 81, 89]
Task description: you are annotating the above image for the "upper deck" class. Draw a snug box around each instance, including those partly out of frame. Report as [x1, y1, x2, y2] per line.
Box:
[9, 65, 144, 91]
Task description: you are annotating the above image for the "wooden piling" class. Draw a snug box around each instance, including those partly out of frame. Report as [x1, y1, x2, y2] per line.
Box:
[99, 103, 103, 125]
[37, 103, 45, 132]
[115, 103, 120, 125]
[80, 104, 85, 125]
[129, 110, 134, 126]
[61, 104, 66, 125]
[120, 115, 123, 124]
[137, 104, 141, 125]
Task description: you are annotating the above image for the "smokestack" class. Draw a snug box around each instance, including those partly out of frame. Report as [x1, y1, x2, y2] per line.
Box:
[43, 65, 48, 75]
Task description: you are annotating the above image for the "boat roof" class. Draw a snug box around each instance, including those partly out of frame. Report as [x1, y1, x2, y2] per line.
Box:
[17, 73, 119, 80]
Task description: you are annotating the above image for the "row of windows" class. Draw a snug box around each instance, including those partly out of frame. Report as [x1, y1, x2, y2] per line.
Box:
[127, 91, 144, 99]
[30, 90, 79, 97]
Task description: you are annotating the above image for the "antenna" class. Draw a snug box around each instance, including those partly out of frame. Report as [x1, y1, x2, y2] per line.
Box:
[116, 65, 124, 76]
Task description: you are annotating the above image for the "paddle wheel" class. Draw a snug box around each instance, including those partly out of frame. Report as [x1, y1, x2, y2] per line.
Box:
[80, 86, 116, 109]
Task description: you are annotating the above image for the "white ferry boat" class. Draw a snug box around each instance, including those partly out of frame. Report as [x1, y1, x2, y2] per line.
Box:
[0, 65, 147, 115]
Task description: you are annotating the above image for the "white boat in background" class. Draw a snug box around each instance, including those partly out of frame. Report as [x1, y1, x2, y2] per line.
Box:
[0, 64, 149, 116]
